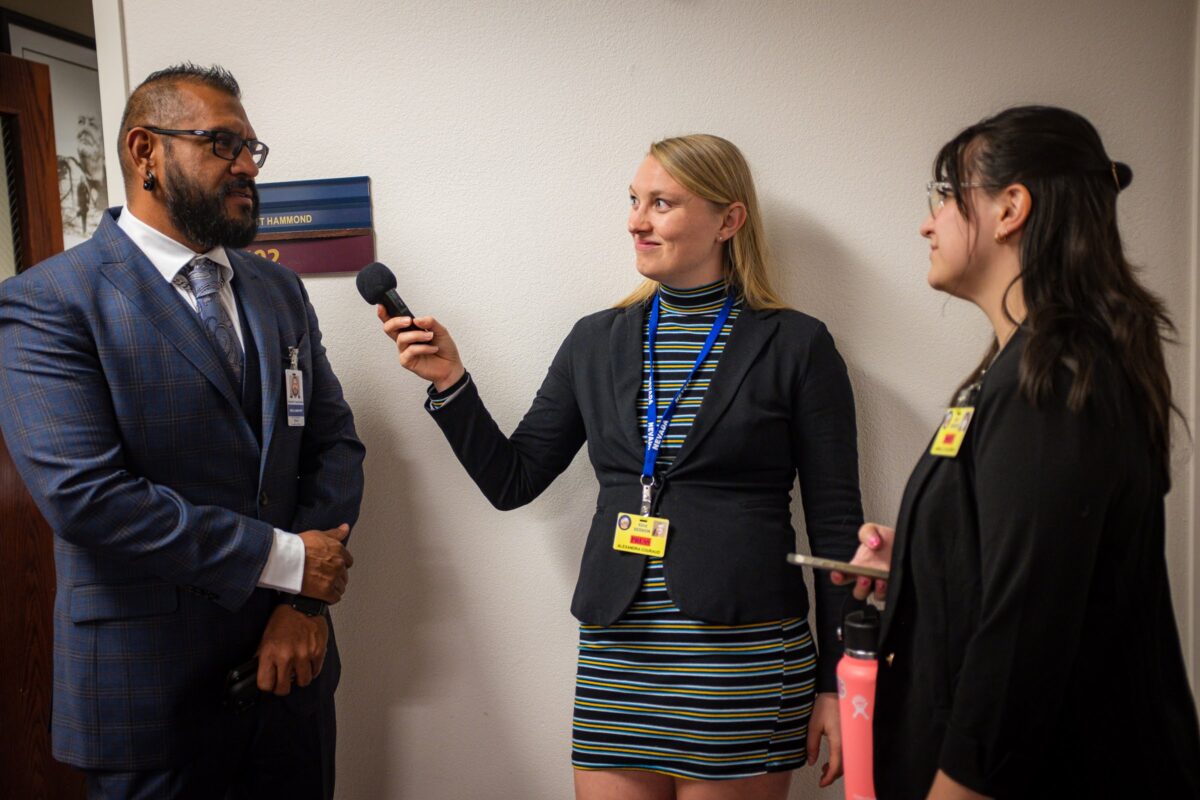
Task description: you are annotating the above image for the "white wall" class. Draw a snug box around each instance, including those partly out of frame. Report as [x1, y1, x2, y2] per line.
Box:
[0, 123, 15, 281]
[92, 2, 1199, 797]
[1191, 0, 1200, 697]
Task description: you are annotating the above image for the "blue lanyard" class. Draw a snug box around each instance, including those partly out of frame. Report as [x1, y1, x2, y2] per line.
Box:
[642, 290, 735, 487]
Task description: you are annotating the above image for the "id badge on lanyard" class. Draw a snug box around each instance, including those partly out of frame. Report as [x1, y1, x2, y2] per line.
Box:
[930, 381, 980, 458]
[612, 292, 734, 556]
[286, 346, 305, 427]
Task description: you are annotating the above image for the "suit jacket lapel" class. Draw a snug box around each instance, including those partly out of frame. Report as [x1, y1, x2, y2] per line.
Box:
[95, 213, 242, 410]
[878, 445, 939, 646]
[665, 307, 778, 474]
[228, 250, 281, 465]
[610, 302, 648, 461]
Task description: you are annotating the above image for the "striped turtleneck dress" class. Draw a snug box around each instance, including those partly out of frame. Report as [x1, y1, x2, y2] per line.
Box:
[570, 280, 816, 781]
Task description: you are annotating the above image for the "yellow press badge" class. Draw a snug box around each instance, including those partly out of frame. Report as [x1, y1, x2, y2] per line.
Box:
[613, 513, 670, 557]
[930, 406, 975, 457]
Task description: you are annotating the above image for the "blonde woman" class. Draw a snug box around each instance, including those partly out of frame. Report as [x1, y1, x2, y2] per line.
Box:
[378, 135, 862, 800]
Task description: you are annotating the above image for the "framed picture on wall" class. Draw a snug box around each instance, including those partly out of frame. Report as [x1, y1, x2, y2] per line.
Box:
[1, 9, 106, 250]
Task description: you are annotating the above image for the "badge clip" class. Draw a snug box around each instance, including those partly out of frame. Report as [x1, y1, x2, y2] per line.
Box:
[639, 475, 656, 516]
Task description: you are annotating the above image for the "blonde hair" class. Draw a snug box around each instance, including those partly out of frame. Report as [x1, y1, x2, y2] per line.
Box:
[616, 134, 788, 310]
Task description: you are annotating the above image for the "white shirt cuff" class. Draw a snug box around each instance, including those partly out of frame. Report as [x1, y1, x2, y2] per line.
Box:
[256, 528, 305, 593]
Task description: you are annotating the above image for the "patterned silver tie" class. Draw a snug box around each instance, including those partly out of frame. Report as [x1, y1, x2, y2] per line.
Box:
[184, 256, 244, 387]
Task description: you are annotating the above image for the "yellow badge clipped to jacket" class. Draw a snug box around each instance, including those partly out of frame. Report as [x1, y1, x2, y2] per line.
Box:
[930, 406, 974, 458]
[613, 513, 670, 557]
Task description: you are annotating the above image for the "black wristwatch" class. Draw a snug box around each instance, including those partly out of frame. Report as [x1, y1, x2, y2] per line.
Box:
[282, 593, 327, 617]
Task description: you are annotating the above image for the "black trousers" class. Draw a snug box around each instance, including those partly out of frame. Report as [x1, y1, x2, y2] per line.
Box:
[84, 690, 336, 800]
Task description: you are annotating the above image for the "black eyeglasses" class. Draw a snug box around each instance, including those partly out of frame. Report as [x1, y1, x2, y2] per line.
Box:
[144, 126, 269, 167]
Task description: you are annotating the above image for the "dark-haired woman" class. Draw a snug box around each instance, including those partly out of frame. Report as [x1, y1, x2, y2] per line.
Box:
[835, 105, 1200, 799]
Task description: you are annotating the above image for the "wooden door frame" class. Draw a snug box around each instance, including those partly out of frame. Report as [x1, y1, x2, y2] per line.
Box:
[0, 52, 83, 799]
[0, 50, 63, 266]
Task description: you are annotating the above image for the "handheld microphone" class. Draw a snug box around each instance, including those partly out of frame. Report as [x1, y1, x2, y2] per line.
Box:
[356, 262, 421, 329]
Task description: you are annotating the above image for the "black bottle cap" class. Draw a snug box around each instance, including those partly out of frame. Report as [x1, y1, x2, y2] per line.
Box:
[842, 606, 881, 657]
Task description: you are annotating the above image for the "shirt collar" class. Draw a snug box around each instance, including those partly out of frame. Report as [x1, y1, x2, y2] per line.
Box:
[116, 207, 235, 286]
[657, 279, 735, 315]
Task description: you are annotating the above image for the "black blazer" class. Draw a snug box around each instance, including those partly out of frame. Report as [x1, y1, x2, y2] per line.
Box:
[429, 301, 863, 689]
[873, 330, 1200, 798]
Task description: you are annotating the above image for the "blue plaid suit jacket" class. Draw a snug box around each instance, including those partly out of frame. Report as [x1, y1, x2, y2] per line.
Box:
[0, 209, 365, 770]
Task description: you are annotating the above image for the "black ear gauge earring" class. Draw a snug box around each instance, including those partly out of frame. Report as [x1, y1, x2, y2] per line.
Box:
[143, 171, 156, 191]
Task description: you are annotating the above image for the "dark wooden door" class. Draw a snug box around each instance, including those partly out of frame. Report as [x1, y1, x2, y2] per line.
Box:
[0, 52, 85, 799]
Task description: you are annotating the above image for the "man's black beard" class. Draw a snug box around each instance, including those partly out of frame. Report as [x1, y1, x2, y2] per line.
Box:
[163, 163, 259, 251]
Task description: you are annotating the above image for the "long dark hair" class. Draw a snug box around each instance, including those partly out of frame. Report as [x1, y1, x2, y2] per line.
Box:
[936, 105, 1179, 472]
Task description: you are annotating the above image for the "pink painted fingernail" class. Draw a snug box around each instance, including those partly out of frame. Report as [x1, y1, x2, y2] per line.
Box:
[857, 577, 871, 589]
[867, 535, 881, 549]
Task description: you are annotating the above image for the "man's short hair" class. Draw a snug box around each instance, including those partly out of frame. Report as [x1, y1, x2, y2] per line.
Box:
[117, 63, 241, 183]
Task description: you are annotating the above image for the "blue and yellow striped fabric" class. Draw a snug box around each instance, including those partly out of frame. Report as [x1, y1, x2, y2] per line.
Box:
[571, 280, 815, 780]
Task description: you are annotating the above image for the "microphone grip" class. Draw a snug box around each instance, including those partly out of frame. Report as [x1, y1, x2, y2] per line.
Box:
[379, 289, 423, 331]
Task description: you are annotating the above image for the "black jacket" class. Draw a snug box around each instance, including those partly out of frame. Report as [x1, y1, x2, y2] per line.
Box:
[429, 301, 863, 689]
[874, 329, 1200, 798]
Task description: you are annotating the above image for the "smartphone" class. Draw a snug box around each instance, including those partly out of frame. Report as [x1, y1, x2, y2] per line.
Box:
[787, 552, 889, 580]
[222, 656, 260, 712]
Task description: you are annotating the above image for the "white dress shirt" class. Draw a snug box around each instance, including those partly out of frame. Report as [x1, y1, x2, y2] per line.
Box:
[117, 208, 304, 594]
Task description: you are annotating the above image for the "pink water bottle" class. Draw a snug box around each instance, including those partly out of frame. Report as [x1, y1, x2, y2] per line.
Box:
[837, 606, 879, 800]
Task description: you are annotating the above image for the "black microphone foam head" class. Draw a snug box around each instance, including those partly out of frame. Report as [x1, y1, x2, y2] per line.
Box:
[355, 262, 397, 305]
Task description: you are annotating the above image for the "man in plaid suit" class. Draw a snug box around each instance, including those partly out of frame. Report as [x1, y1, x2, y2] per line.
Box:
[0, 64, 365, 798]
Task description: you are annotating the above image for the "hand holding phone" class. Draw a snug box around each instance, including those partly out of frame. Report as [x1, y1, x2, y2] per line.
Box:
[223, 656, 260, 712]
[819, 523, 895, 601]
